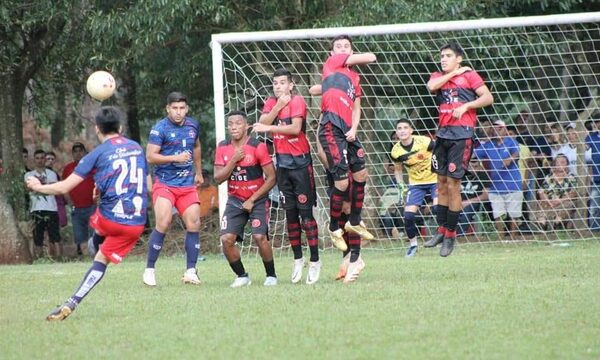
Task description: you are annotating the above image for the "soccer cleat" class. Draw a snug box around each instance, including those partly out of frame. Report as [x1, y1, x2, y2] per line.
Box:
[335, 253, 350, 281]
[230, 276, 252, 288]
[143, 268, 157, 287]
[291, 258, 304, 284]
[329, 228, 348, 251]
[405, 245, 418, 258]
[424, 232, 444, 248]
[306, 260, 322, 285]
[344, 221, 375, 241]
[343, 256, 366, 284]
[46, 300, 76, 321]
[440, 237, 456, 257]
[87, 236, 97, 257]
[263, 276, 278, 286]
[182, 268, 201, 285]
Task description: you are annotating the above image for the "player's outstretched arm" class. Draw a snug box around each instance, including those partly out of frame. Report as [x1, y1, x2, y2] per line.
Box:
[346, 53, 377, 66]
[26, 173, 84, 195]
[309, 85, 322, 96]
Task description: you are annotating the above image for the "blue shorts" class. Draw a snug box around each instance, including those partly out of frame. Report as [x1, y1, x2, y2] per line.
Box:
[405, 183, 438, 207]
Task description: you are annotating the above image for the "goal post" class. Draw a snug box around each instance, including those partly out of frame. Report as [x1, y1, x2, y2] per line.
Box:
[211, 12, 600, 253]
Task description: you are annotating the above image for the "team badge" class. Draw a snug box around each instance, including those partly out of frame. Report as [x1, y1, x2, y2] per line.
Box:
[188, 130, 196, 138]
[449, 163, 457, 173]
[298, 194, 307, 204]
[357, 148, 364, 158]
[252, 219, 261, 228]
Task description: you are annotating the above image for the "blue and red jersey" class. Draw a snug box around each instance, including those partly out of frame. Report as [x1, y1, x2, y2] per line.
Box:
[148, 117, 199, 187]
[430, 70, 485, 140]
[74, 136, 148, 226]
[214, 137, 273, 201]
[262, 95, 311, 169]
[319, 54, 362, 131]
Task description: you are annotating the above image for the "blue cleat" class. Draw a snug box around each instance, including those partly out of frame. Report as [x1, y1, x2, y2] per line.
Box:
[405, 245, 418, 258]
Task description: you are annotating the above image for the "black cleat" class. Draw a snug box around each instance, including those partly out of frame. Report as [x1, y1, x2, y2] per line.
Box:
[46, 300, 77, 321]
[424, 232, 444, 248]
[440, 237, 455, 257]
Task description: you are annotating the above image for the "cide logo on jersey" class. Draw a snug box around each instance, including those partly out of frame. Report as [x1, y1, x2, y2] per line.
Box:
[297, 194, 308, 204]
[188, 130, 196, 139]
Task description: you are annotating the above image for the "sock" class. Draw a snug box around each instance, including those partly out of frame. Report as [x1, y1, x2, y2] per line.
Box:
[348, 232, 361, 262]
[286, 208, 302, 259]
[436, 205, 449, 234]
[92, 233, 105, 250]
[329, 187, 346, 231]
[229, 259, 247, 277]
[404, 211, 418, 240]
[146, 230, 165, 268]
[185, 231, 200, 269]
[349, 180, 366, 225]
[409, 238, 418, 247]
[70, 261, 107, 305]
[263, 260, 276, 277]
[340, 213, 350, 257]
[300, 210, 319, 262]
[446, 210, 461, 236]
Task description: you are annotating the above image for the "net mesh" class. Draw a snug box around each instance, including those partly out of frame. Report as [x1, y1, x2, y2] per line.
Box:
[216, 19, 600, 253]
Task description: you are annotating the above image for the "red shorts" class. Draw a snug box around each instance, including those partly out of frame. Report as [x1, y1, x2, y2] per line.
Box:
[90, 210, 144, 264]
[152, 181, 200, 215]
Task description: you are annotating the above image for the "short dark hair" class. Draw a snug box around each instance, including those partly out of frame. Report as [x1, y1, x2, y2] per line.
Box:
[331, 35, 352, 50]
[440, 43, 464, 57]
[273, 67, 293, 81]
[45, 151, 56, 157]
[227, 110, 247, 120]
[554, 153, 570, 166]
[166, 91, 187, 105]
[95, 106, 122, 134]
[22, 148, 28, 154]
[34, 149, 46, 157]
[396, 118, 413, 128]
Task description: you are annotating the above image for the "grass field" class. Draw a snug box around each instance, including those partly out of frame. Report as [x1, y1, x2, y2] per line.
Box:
[2, 241, 600, 359]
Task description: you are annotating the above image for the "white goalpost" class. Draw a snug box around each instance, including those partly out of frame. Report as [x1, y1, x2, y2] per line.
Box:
[211, 12, 600, 254]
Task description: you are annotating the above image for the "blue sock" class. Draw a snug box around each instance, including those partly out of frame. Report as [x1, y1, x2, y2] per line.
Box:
[185, 231, 200, 269]
[70, 261, 107, 305]
[146, 230, 165, 268]
[405, 211, 418, 240]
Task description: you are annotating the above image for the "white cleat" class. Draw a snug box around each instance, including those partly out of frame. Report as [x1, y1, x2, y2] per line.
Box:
[182, 268, 201, 285]
[343, 256, 366, 284]
[263, 276, 278, 286]
[230, 276, 252, 288]
[306, 260, 322, 285]
[291, 258, 304, 284]
[143, 268, 156, 287]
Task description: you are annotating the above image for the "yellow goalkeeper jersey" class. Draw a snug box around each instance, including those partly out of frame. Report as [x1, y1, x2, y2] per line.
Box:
[390, 135, 437, 185]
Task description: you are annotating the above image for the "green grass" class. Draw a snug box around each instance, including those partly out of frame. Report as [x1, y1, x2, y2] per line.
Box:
[2, 242, 600, 359]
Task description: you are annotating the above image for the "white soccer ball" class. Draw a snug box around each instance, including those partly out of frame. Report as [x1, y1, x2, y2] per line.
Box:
[86, 70, 116, 101]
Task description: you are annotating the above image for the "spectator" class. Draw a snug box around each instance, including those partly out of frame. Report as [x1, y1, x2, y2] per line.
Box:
[458, 158, 490, 236]
[585, 117, 600, 231]
[23, 147, 31, 171]
[45, 151, 68, 229]
[62, 142, 96, 256]
[557, 122, 581, 176]
[197, 169, 218, 220]
[378, 163, 403, 239]
[474, 120, 523, 240]
[507, 125, 536, 231]
[534, 154, 578, 230]
[25, 149, 61, 259]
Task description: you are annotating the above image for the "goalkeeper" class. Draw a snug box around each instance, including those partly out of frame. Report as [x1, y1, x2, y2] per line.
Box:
[390, 119, 438, 257]
[425, 43, 493, 257]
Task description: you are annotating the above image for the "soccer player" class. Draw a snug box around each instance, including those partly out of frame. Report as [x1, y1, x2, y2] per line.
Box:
[26, 106, 148, 321]
[391, 119, 438, 257]
[253, 67, 320, 284]
[143, 92, 203, 286]
[425, 43, 493, 257]
[214, 111, 277, 287]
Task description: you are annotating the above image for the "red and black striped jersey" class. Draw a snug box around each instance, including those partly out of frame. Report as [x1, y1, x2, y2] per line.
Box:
[214, 137, 273, 201]
[262, 95, 311, 169]
[320, 54, 362, 131]
[430, 70, 485, 140]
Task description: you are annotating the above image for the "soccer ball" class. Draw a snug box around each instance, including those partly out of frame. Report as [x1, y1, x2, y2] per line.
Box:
[86, 71, 116, 101]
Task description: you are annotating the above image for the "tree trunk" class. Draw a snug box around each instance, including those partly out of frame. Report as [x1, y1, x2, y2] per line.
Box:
[51, 83, 66, 148]
[123, 66, 141, 143]
[0, 74, 32, 264]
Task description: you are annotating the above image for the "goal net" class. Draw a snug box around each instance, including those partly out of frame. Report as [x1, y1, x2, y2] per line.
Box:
[211, 12, 600, 255]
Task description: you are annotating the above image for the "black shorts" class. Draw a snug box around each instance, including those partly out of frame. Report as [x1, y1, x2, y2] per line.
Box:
[277, 165, 317, 210]
[431, 137, 473, 179]
[32, 210, 61, 246]
[220, 196, 270, 242]
[318, 122, 366, 181]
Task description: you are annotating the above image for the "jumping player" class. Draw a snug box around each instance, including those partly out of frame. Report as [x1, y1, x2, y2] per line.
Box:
[253, 68, 320, 284]
[143, 92, 203, 286]
[425, 43, 493, 256]
[215, 111, 277, 287]
[27, 106, 148, 321]
[390, 119, 438, 257]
